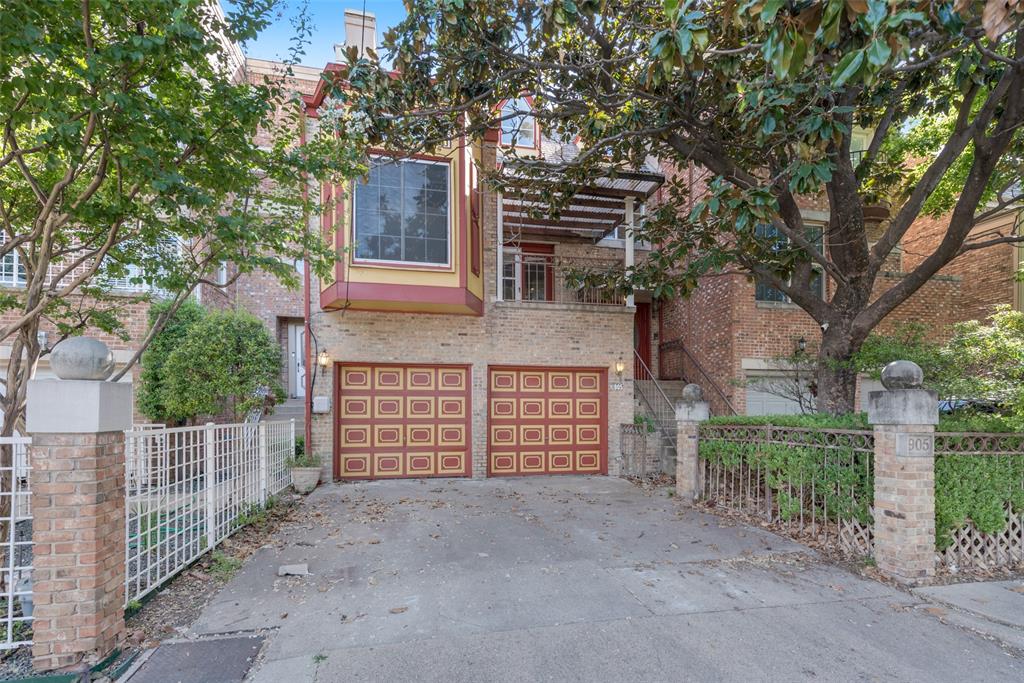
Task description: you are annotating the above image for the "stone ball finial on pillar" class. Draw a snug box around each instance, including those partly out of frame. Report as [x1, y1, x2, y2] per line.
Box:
[676, 383, 709, 423]
[681, 383, 704, 403]
[880, 360, 924, 390]
[49, 337, 115, 381]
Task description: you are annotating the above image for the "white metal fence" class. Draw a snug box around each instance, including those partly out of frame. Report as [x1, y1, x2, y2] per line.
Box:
[125, 420, 295, 605]
[0, 436, 33, 650]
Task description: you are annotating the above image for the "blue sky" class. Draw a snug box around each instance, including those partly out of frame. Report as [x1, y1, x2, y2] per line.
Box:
[228, 1, 408, 67]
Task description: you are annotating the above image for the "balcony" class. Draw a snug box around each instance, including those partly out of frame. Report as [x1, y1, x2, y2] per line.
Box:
[499, 253, 625, 306]
[495, 165, 665, 309]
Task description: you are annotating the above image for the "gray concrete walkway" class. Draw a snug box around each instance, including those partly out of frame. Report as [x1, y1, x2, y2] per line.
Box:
[188, 477, 1022, 682]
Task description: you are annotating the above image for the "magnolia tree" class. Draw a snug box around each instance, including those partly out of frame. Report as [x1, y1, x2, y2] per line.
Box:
[0, 0, 362, 436]
[331, 0, 1024, 414]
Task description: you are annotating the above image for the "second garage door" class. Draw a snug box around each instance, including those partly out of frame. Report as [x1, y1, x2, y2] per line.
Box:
[335, 363, 471, 480]
[488, 366, 607, 476]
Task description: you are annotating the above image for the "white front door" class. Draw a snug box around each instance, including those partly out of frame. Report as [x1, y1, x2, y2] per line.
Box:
[288, 323, 306, 399]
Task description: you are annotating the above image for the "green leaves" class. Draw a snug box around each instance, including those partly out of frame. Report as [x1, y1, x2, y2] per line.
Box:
[831, 49, 865, 86]
[159, 308, 286, 423]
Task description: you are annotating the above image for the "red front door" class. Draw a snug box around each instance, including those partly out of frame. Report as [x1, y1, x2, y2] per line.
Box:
[634, 302, 652, 377]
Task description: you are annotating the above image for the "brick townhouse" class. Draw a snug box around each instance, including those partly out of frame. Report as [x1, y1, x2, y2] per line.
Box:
[655, 192, 966, 413]
[276, 10, 669, 480]
[655, 167, 1020, 416]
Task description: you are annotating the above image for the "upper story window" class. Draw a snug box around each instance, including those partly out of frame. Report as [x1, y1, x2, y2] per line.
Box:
[754, 223, 825, 303]
[353, 157, 450, 266]
[500, 98, 536, 148]
[0, 235, 26, 288]
[214, 261, 228, 286]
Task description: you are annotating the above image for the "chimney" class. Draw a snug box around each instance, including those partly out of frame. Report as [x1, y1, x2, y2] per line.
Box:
[335, 9, 377, 61]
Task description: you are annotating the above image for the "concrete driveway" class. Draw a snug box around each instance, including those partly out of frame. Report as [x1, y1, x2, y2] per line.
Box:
[190, 477, 1022, 682]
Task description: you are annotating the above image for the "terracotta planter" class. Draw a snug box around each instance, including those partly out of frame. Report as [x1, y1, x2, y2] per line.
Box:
[862, 203, 891, 222]
[290, 466, 321, 494]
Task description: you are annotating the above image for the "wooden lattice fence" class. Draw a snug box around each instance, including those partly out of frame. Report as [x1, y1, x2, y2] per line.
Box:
[935, 432, 1024, 571]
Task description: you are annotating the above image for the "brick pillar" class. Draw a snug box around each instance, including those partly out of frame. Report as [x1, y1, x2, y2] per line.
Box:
[27, 340, 131, 672]
[867, 360, 938, 585]
[675, 384, 709, 503]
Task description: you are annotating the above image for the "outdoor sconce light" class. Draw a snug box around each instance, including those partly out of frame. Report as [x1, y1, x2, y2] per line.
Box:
[317, 350, 330, 376]
[614, 357, 626, 381]
[797, 337, 807, 354]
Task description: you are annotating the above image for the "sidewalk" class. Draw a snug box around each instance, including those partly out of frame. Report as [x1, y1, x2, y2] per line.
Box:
[914, 579, 1024, 652]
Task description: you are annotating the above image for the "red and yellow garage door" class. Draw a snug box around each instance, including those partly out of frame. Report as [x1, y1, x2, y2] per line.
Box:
[334, 363, 471, 480]
[488, 366, 607, 476]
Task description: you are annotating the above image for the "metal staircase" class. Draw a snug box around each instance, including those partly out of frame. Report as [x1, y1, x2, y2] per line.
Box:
[632, 349, 678, 451]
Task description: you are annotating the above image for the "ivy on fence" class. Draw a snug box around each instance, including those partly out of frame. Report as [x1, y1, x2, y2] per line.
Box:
[702, 417, 1024, 556]
[698, 432, 873, 527]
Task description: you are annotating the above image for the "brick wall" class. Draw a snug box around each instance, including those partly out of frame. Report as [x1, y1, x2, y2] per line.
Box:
[902, 210, 1021, 322]
[309, 301, 635, 478]
[30, 431, 126, 671]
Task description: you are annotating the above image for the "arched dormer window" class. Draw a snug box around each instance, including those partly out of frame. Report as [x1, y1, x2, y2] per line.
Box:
[500, 97, 537, 148]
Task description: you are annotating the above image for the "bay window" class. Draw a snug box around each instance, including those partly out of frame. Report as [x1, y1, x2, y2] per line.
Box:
[354, 157, 450, 266]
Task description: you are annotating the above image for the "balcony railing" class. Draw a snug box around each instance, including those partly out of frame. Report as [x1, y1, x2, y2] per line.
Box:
[500, 252, 625, 306]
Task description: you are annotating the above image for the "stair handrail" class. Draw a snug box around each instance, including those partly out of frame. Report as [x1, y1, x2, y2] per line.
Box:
[660, 339, 739, 415]
[632, 349, 678, 448]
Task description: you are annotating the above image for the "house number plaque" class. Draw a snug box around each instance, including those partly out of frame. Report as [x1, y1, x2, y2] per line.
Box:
[895, 433, 934, 458]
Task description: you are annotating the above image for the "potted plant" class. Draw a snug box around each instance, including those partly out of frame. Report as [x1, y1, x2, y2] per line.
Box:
[287, 446, 322, 495]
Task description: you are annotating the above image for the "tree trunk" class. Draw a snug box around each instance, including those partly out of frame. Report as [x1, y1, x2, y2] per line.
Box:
[815, 321, 863, 415]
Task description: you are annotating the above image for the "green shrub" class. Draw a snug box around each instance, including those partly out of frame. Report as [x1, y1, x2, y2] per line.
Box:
[698, 435, 873, 526]
[935, 453, 1024, 549]
[138, 300, 207, 423]
[633, 414, 657, 433]
[162, 309, 285, 422]
[287, 451, 321, 468]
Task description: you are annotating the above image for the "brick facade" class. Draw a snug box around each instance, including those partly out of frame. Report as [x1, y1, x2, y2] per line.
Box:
[902, 209, 1022, 322]
[658, 265, 964, 415]
[29, 431, 126, 671]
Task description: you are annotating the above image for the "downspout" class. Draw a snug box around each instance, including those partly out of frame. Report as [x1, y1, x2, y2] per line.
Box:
[300, 107, 313, 452]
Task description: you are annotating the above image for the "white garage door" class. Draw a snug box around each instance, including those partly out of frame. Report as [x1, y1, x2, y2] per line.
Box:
[745, 375, 808, 416]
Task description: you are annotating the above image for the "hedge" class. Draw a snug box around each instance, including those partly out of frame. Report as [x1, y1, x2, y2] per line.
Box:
[700, 413, 1024, 549]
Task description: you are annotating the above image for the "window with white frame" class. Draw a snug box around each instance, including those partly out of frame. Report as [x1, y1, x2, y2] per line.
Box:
[353, 157, 450, 266]
[0, 234, 25, 287]
[502, 247, 551, 302]
[754, 223, 826, 303]
[215, 261, 228, 286]
[500, 98, 536, 147]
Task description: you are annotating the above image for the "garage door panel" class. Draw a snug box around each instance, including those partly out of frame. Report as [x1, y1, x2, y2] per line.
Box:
[336, 363, 471, 480]
[439, 397, 466, 418]
[439, 368, 468, 390]
[519, 398, 546, 418]
[407, 368, 435, 390]
[340, 426, 370, 448]
[406, 396, 434, 418]
[341, 397, 370, 418]
[340, 453, 370, 477]
[438, 452, 466, 475]
[490, 370, 517, 392]
[575, 451, 601, 472]
[340, 367, 371, 390]
[407, 453, 434, 475]
[374, 367, 404, 390]
[488, 366, 607, 476]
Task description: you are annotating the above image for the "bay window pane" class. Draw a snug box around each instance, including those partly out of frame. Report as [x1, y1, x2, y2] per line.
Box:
[354, 157, 450, 264]
[426, 238, 447, 264]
